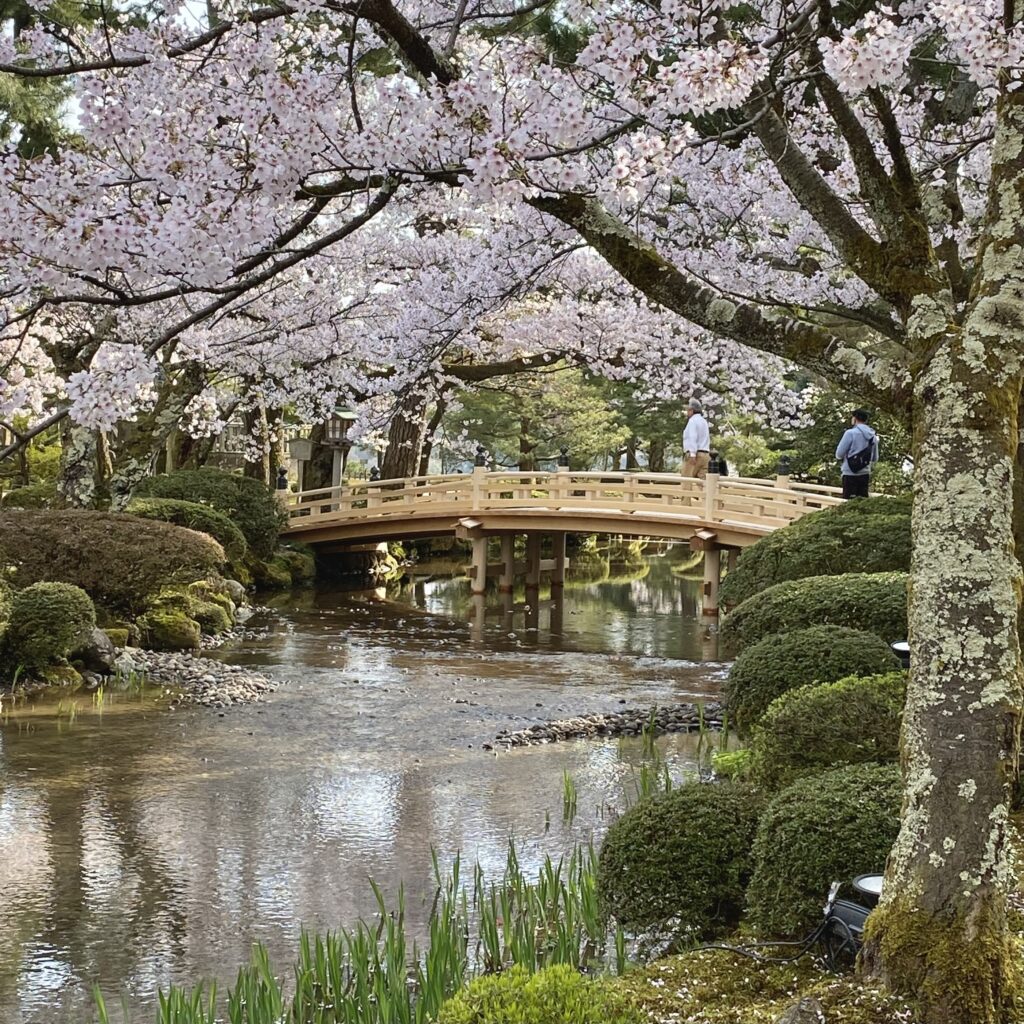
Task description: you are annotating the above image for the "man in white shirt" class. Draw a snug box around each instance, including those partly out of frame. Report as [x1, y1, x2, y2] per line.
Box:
[682, 398, 711, 479]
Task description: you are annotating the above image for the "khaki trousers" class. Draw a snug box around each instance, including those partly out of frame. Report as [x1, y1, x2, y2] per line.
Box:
[682, 452, 710, 479]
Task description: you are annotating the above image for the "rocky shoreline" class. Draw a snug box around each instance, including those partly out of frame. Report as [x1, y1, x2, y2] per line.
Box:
[492, 701, 725, 750]
[116, 647, 281, 709]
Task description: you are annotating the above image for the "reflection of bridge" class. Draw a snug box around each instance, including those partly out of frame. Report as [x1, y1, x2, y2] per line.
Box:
[284, 469, 842, 615]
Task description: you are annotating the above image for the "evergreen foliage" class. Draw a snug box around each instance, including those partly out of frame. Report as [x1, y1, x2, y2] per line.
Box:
[597, 783, 763, 940]
[750, 672, 907, 790]
[747, 763, 902, 937]
[4, 581, 96, 670]
[126, 497, 249, 562]
[724, 625, 902, 733]
[721, 573, 909, 652]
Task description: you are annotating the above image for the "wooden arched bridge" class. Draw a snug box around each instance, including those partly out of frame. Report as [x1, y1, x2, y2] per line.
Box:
[284, 468, 842, 615]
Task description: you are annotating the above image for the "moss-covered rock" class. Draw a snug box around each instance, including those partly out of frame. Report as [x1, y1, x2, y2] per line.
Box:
[747, 763, 901, 937]
[126, 497, 248, 562]
[437, 965, 639, 1024]
[38, 663, 84, 687]
[135, 468, 285, 558]
[724, 625, 901, 733]
[750, 672, 906, 791]
[597, 783, 763, 942]
[251, 555, 293, 589]
[102, 628, 130, 648]
[191, 600, 232, 635]
[0, 510, 225, 616]
[720, 495, 911, 608]
[137, 609, 201, 650]
[278, 543, 317, 583]
[721, 572, 908, 653]
[4, 582, 96, 671]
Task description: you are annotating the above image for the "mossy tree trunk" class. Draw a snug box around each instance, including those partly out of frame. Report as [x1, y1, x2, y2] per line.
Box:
[862, 85, 1024, 1024]
[380, 390, 429, 480]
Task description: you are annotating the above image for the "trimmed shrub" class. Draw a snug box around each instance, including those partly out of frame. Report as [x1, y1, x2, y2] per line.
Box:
[4, 582, 96, 670]
[135, 468, 285, 557]
[747, 763, 901, 937]
[126, 497, 248, 562]
[0, 510, 225, 615]
[721, 572, 908, 653]
[103, 628, 130, 648]
[437, 965, 639, 1024]
[597, 783, 763, 940]
[750, 672, 907, 790]
[138, 609, 201, 650]
[720, 495, 911, 607]
[724, 625, 901, 733]
[0, 480, 56, 509]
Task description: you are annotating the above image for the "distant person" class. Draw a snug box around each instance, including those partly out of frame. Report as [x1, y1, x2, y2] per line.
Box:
[836, 408, 878, 498]
[682, 398, 711, 479]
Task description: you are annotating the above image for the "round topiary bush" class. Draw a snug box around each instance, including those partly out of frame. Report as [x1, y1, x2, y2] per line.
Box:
[126, 497, 248, 562]
[750, 672, 907, 790]
[4, 582, 96, 671]
[597, 783, 763, 941]
[724, 625, 901, 734]
[0, 510, 225, 615]
[720, 572, 908, 653]
[720, 495, 911, 608]
[437, 965, 639, 1024]
[135, 468, 286, 558]
[746, 763, 901, 937]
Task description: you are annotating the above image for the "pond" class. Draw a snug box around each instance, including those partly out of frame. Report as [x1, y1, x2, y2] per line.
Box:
[0, 545, 725, 1023]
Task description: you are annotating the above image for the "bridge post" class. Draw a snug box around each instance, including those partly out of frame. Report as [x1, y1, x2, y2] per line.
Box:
[472, 463, 485, 511]
[499, 534, 515, 594]
[550, 531, 566, 589]
[525, 533, 541, 590]
[470, 535, 488, 595]
[703, 468, 720, 522]
[702, 544, 722, 617]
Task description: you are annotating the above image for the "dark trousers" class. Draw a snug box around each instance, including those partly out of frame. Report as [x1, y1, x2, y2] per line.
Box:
[842, 474, 870, 499]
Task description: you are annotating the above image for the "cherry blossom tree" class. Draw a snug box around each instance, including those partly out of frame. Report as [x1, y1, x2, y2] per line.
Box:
[2, 1, 1024, 1019]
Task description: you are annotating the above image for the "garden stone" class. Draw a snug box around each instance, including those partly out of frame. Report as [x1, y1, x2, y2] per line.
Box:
[223, 579, 247, 603]
[71, 627, 117, 674]
[774, 997, 824, 1024]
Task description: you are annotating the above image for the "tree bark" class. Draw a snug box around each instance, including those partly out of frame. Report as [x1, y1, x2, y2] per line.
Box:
[862, 83, 1024, 1024]
[648, 438, 666, 473]
[380, 391, 429, 479]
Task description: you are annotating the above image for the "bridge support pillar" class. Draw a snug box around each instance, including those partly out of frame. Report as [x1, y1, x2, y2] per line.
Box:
[702, 545, 722, 617]
[525, 533, 541, 590]
[550, 532, 566, 589]
[470, 535, 488, 595]
[499, 534, 515, 593]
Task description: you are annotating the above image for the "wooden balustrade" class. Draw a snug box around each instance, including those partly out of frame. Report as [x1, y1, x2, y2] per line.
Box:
[284, 468, 842, 534]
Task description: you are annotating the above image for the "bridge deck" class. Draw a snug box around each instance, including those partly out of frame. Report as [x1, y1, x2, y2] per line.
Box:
[283, 470, 842, 547]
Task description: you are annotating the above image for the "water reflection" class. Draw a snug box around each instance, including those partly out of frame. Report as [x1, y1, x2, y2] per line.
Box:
[0, 547, 725, 1023]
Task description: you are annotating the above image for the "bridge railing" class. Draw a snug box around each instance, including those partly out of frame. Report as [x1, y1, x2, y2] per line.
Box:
[286, 469, 843, 532]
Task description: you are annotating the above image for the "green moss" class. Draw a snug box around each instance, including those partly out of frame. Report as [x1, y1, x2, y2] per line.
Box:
[721, 572, 909, 653]
[250, 555, 294, 589]
[38, 663, 83, 687]
[720, 496, 911, 607]
[102, 628, 129, 648]
[278, 544, 317, 583]
[597, 783, 763, 942]
[138, 609, 201, 650]
[725, 625, 901, 733]
[612, 948, 919, 1024]
[190, 600, 232, 635]
[437, 965, 639, 1024]
[864, 893, 1022, 1024]
[0, 480, 56, 509]
[4, 582, 96, 671]
[750, 672, 906, 790]
[747, 763, 901, 937]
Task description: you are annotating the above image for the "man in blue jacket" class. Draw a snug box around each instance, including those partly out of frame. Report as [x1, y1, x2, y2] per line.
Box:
[835, 409, 879, 499]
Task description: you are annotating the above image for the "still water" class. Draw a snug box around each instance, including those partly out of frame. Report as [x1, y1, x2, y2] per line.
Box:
[0, 549, 724, 1023]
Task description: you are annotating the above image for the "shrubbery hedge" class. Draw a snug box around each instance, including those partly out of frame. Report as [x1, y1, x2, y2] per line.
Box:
[724, 625, 901, 733]
[126, 497, 248, 562]
[437, 965, 639, 1024]
[4, 582, 96, 670]
[721, 572, 908, 653]
[750, 672, 907, 790]
[0, 510, 225, 615]
[720, 495, 911, 607]
[135, 468, 285, 557]
[597, 783, 763, 940]
[746, 763, 901, 936]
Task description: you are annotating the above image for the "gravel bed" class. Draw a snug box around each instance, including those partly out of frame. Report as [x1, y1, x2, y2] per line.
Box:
[116, 647, 280, 709]
[492, 701, 725, 750]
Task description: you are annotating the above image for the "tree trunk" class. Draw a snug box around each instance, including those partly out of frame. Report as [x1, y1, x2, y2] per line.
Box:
[518, 417, 534, 471]
[418, 399, 447, 477]
[56, 421, 101, 508]
[862, 85, 1024, 1021]
[242, 404, 271, 484]
[381, 391, 429, 480]
[648, 438, 666, 473]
